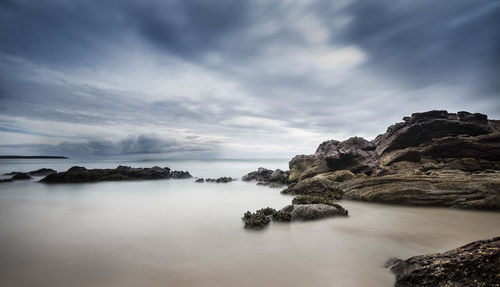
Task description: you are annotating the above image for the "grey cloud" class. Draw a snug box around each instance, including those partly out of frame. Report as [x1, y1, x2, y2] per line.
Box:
[0, 134, 218, 157]
[337, 0, 500, 91]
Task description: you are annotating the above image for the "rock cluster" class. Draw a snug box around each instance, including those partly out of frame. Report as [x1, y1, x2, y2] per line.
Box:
[40, 165, 191, 183]
[1, 168, 57, 183]
[286, 110, 500, 210]
[387, 237, 500, 287]
[242, 167, 289, 187]
[204, 177, 235, 183]
[242, 196, 348, 229]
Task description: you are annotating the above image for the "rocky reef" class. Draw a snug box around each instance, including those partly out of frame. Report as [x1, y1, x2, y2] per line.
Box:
[1, 168, 57, 183]
[286, 110, 500, 210]
[387, 237, 499, 287]
[242, 167, 289, 187]
[40, 165, 191, 183]
[242, 196, 348, 229]
[205, 177, 235, 183]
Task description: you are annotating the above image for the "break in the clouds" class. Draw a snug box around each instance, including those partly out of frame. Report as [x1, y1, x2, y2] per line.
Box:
[0, 0, 499, 158]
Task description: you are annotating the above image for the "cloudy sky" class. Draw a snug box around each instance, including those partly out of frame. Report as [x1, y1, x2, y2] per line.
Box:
[0, 0, 499, 158]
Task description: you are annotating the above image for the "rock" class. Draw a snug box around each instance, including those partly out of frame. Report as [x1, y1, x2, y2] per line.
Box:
[316, 137, 378, 174]
[0, 178, 13, 183]
[288, 155, 329, 182]
[205, 177, 234, 183]
[373, 110, 491, 155]
[12, 173, 32, 180]
[28, 168, 57, 176]
[40, 165, 191, 183]
[195, 178, 205, 183]
[388, 237, 500, 287]
[291, 195, 345, 212]
[280, 204, 348, 221]
[243, 167, 289, 185]
[281, 175, 343, 199]
[318, 170, 356, 182]
[242, 207, 277, 229]
[340, 171, 500, 210]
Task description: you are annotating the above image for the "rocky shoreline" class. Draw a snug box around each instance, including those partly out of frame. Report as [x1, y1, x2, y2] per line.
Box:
[386, 237, 499, 287]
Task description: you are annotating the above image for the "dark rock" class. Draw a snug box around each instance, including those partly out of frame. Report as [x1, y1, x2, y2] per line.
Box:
[242, 207, 277, 229]
[205, 177, 234, 183]
[292, 195, 346, 214]
[243, 167, 289, 185]
[28, 168, 57, 176]
[40, 165, 191, 183]
[281, 174, 343, 199]
[0, 178, 14, 183]
[195, 178, 205, 183]
[280, 204, 348, 221]
[373, 110, 491, 155]
[316, 137, 378, 174]
[388, 237, 500, 287]
[12, 173, 32, 180]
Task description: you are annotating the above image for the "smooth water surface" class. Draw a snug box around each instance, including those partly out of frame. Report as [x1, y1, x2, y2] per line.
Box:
[1, 159, 499, 287]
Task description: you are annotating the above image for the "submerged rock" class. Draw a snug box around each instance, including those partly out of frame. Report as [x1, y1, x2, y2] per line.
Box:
[12, 173, 32, 180]
[40, 165, 191, 183]
[242, 207, 276, 229]
[4, 168, 57, 177]
[242, 167, 289, 185]
[195, 178, 205, 183]
[280, 204, 348, 221]
[205, 177, 235, 183]
[387, 237, 500, 287]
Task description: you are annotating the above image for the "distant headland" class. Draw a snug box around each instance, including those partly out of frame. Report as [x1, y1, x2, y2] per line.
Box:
[0, 156, 68, 159]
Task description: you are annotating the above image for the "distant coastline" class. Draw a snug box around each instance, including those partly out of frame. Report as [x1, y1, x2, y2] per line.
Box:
[0, 155, 68, 159]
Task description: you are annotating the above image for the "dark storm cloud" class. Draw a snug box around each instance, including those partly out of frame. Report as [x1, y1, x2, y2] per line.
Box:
[0, 134, 216, 156]
[338, 0, 500, 91]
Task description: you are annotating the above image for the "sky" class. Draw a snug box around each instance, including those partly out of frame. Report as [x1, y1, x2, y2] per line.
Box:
[0, 0, 499, 158]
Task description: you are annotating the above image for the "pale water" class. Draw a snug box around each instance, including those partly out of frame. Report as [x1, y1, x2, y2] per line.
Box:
[0, 159, 499, 287]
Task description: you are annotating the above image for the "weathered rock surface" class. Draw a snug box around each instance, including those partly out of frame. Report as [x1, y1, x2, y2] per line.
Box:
[387, 237, 500, 287]
[242, 167, 289, 185]
[242, 201, 348, 229]
[281, 174, 343, 199]
[40, 165, 191, 183]
[288, 155, 329, 182]
[340, 171, 500, 210]
[4, 168, 57, 177]
[280, 204, 348, 221]
[285, 110, 500, 210]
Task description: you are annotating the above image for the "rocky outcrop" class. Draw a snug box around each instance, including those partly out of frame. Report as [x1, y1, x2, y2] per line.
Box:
[387, 237, 500, 287]
[4, 168, 57, 177]
[288, 155, 329, 182]
[40, 165, 191, 183]
[373, 110, 491, 155]
[242, 201, 348, 229]
[340, 170, 500, 210]
[281, 174, 343, 199]
[12, 173, 32, 180]
[242, 167, 289, 186]
[280, 204, 348, 221]
[205, 177, 235, 183]
[285, 110, 500, 210]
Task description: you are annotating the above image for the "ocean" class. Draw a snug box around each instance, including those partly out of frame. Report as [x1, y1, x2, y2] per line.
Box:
[1, 158, 499, 287]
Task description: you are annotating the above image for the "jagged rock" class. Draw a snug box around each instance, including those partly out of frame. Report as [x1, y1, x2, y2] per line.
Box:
[280, 204, 348, 221]
[0, 178, 13, 183]
[195, 178, 205, 183]
[387, 237, 500, 287]
[340, 171, 500, 210]
[12, 173, 32, 180]
[288, 155, 329, 182]
[373, 110, 491, 155]
[40, 165, 191, 183]
[292, 195, 344, 211]
[205, 177, 234, 183]
[317, 170, 356, 182]
[316, 137, 378, 174]
[282, 174, 343, 199]
[242, 207, 276, 229]
[243, 167, 289, 184]
[4, 168, 57, 176]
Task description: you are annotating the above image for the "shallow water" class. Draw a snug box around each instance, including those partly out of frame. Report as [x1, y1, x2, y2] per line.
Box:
[0, 159, 499, 287]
